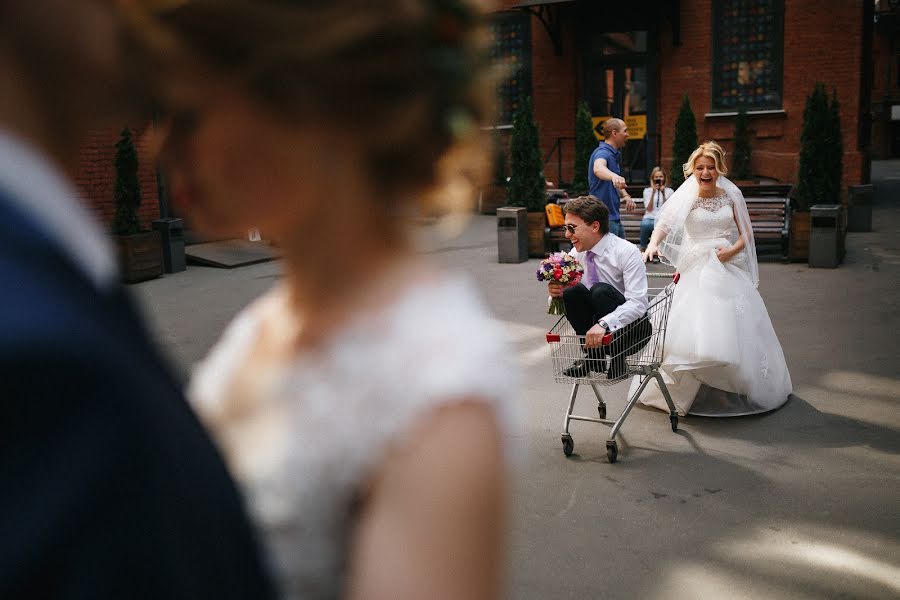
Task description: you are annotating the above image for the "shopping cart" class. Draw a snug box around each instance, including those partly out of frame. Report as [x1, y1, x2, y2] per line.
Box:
[546, 272, 680, 463]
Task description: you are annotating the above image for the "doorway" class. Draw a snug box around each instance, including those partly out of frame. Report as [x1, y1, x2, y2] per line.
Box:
[585, 31, 657, 183]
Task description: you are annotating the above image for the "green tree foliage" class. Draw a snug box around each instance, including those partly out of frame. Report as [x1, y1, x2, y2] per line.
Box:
[671, 95, 698, 188]
[571, 101, 595, 194]
[112, 128, 142, 235]
[507, 97, 546, 212]
[795, 84, 842, 211]
[731, 107, 752, 181]
[827, 89, 843, 204]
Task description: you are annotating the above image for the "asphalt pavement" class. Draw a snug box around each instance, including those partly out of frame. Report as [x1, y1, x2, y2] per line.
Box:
[132, 162, 900, 599]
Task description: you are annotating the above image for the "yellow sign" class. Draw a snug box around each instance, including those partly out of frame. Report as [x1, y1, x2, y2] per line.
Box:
[591, 115, 647, 141]
[591, 116, 610, 140]
[625, 115, 647, 140]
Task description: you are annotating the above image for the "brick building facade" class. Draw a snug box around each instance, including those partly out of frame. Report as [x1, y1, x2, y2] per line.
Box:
[78, 1, 879, 227]
[492, 0, 875, 200]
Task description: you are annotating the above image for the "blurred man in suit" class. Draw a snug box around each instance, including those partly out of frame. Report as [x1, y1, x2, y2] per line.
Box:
[0, 1, 273, 596]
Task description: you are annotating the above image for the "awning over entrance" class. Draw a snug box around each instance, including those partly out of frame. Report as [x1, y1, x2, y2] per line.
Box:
[514, 0, 681, 54]
[512, 0, 577, 55]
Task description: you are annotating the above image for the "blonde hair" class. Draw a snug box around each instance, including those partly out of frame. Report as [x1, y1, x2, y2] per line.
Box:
[141, 0, 494, 211]
[650, 166, 667, 183]
[683, 141, 729, 179]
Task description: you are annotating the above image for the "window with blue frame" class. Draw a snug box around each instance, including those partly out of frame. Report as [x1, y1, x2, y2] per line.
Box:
[712, 0, 784, 111]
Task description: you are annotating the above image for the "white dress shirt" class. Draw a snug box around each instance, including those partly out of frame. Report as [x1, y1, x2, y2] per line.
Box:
[568, 233, 648, 331]
[0, 129, 117, 290]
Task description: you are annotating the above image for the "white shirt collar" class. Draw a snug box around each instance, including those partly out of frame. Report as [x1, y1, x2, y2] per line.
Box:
[587, 233, 613, 257]
[0, 129, 118, 289]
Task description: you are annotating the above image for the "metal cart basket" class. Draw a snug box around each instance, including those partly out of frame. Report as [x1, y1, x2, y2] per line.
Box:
[546, 273, 680, 462]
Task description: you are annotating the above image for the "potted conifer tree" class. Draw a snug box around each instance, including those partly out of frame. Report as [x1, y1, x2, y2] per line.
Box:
[793, 83, 842, 261]
[507, 96, 547, 257]
[570, 100, 595, 196]
[671, 95, 698, 189]
[731, 106, 753, 184]
[112, 127, 163, 283]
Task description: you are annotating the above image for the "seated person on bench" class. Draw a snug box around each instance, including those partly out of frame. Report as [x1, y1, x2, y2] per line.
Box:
[548, 196, 651, 379]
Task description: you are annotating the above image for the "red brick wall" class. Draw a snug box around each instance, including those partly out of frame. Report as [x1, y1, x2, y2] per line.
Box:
[657, 0, 867, 197]
[75, 124, 161, 231]
[530, 15, 578, 186]
[495, 1, 579, 186]
[495, 1, 869, 195]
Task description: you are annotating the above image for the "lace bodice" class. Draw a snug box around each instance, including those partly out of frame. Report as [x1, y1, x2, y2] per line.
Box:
[685, 193, 734, 239]
[188, 275, 518, 600]
[677, 192, 751, 274]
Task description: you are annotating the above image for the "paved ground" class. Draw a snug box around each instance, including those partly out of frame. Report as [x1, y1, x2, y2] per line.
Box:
[132, 162, 900, 599]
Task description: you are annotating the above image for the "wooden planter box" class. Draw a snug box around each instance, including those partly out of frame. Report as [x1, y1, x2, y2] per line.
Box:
[789, 210, 810, 262]
[478, 184, 508, 215]
[116, 230, 163, 284]
[527, 211, 545, 258]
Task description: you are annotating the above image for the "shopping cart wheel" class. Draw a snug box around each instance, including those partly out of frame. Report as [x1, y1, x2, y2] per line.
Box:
[561, 434, 574, 457]
[606, 440, 618, 463]
[670, 414, 679, 432]
[597, 403, 606, 419]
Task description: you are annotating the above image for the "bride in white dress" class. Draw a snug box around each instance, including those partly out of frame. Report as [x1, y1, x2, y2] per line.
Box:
[149, 2, 517, 598]
[638, 141, 792, 416]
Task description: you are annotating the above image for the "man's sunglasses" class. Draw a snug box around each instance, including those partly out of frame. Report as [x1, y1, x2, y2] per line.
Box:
[562, 223, 589, 234]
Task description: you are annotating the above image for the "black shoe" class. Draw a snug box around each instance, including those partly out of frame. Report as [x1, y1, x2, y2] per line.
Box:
[607, 355, 628, 380]
[562, 360, 590, 378]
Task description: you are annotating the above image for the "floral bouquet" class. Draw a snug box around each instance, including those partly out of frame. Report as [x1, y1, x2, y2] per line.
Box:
[536, 252, 583, 315]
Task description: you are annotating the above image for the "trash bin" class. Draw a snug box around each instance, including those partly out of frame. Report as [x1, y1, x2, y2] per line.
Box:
[152, 218, 186, 273]
[497, 207, 528, 264]
[847, 184, 873, 232]
[808, 204, 843, 268]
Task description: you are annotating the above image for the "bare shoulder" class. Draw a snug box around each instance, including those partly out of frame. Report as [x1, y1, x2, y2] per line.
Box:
[378, 400, 505, 493]
[346, 400, 507, 600]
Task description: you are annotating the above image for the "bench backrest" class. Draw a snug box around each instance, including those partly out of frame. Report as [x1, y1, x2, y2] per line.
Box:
[551, 185, 790, 258]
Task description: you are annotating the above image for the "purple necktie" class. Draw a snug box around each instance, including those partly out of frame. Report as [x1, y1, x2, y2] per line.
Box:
[582, 250, 598, 289]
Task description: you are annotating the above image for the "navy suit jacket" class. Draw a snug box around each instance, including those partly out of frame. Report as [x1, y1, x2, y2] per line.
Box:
[0, 191, 274, 598]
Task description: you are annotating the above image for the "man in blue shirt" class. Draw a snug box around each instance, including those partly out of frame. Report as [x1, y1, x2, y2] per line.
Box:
[588, 118, 635, 238]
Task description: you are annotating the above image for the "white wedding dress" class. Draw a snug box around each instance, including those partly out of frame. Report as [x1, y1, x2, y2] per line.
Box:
[188, 274, 518, 599]
[637, 190, 792, 416]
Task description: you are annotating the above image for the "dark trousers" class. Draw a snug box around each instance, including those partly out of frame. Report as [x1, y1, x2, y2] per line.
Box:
[563, 283, 652, 359]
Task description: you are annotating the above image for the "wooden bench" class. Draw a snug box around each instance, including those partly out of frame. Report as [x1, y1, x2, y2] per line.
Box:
[546, 186, 651, 251]
[739, 184, 791, 262]
[546, 184, 791, 261]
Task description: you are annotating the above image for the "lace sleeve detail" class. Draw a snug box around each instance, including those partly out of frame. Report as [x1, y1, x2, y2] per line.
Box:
[692, 193, 732, 212]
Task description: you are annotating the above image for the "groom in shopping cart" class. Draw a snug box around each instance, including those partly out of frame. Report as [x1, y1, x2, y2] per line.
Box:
[548, 195, 652, 379]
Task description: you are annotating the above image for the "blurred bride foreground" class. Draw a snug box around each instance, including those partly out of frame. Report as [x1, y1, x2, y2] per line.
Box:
[142, 1, 519, 598]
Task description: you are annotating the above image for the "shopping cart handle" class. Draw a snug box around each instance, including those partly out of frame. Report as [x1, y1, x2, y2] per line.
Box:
[673, 272, 680, 283]
[546, 333, 614, 345]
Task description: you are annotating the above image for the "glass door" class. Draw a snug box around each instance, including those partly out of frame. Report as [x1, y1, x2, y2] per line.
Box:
[585, 32, 654, 183]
